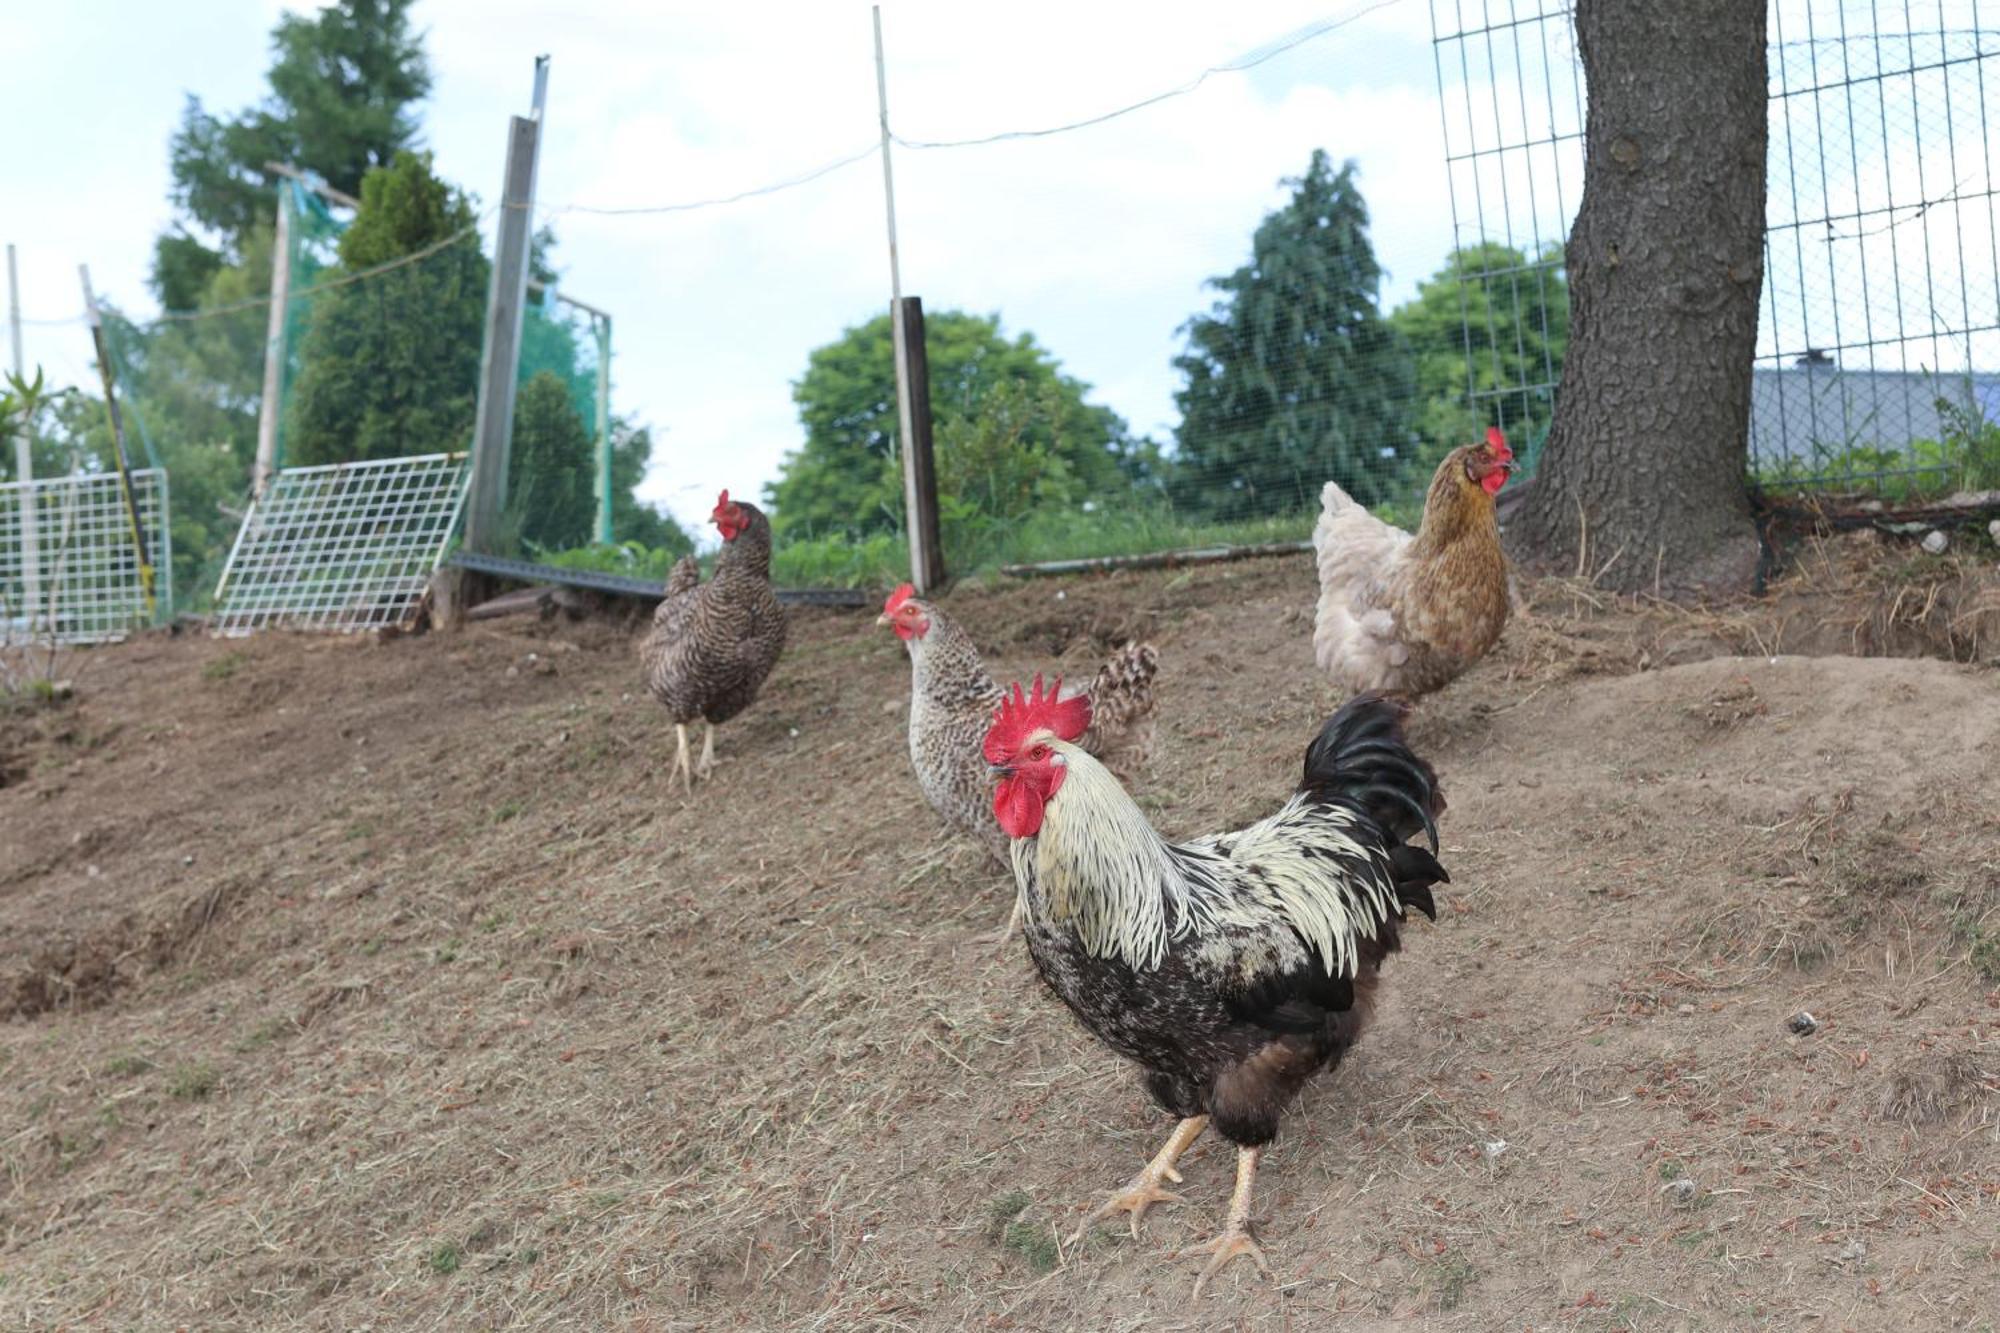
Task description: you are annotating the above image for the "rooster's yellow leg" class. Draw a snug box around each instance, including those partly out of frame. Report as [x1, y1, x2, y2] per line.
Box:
[1181, 1145, 1274, 1298]
[671, 723, 693, 796]
[694, 721, 717, 781]
[1073, 1115, 1208, 1244]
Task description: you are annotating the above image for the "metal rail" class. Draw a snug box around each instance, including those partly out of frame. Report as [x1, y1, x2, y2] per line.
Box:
[445, 550, 872, 607]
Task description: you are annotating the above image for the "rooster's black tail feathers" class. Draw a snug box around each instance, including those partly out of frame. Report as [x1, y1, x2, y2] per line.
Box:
[1300, 693, 1447, 855]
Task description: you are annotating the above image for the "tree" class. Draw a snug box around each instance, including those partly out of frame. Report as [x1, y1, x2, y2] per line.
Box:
[1505, 0, 1767, 595]
[508, 372, 595, 551]
[1390, 243, 1569, 470]
[153, 0, 430, 309]
[282, 151, 488, 466]
[1171, 152, 1416, 520]
[765, 310, 1141, 540]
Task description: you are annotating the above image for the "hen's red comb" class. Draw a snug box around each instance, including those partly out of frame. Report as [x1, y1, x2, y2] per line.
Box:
[984, 674, 1092, 764]
[1484, 427, 1513, 461]
[883, 582, 916, 615]
[712, 489, 735, 517]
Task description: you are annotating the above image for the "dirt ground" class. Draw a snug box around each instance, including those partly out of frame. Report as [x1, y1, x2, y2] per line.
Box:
[3, 540, 1998, 1331]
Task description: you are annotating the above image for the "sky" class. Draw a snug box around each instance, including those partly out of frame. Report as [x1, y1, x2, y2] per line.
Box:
[0, 0, 1481, 536]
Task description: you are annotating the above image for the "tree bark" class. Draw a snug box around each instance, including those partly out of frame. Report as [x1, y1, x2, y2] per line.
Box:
[1506, 0, 1768, 596]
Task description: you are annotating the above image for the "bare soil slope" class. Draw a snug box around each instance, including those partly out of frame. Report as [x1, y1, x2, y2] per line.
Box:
[3, 554, 1998, 1331]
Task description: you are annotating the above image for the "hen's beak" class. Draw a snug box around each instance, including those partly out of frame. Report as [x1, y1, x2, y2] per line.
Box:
[875, 613, 892, 627]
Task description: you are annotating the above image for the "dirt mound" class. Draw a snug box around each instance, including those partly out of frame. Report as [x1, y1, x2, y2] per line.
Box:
[3, 554, 1997, 1329]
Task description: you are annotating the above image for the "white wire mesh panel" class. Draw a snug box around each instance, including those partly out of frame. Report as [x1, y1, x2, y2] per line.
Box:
[213, 452, 469, 635]
[1, 469, 170, 646]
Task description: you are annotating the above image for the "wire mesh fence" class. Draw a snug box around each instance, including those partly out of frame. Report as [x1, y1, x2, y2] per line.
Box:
[211, 452, 468, 635]
[0, 469, 169, 645]
[1435, 0, 2000, 497]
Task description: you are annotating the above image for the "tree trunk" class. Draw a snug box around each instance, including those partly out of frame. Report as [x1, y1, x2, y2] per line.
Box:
[1506, 0, 1768, 596]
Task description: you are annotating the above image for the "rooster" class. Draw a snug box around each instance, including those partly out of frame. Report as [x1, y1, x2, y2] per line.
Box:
[639, 490, 787, 794]
[984, 679, 1446, 1295]
[877, 583, 1158, 935]
[1312, 427, 1514, 698]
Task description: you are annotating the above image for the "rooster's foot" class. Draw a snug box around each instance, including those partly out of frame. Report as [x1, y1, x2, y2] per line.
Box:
[1178, 1145, 1273, 1298]
[1072, 1115, 1207, 1245]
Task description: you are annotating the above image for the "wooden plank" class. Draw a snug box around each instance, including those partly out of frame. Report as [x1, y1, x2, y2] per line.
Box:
[897, 295, 945, 592]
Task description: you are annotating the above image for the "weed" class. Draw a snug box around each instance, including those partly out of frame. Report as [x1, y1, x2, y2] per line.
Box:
[1427, 1251, 1478, 1312]
[168, 1062, 219, 1102]
[234, 1019, 289, 1053]
[103, 1053, 155, 1078]
[1657, 1158, 1684, 1182]
[1000, 1219, 1060, 1273]
[984, 1190, 1032, 1241]
[202, 652, 247, 682]
[492, 800, 525, 824]
[428, 1244, 461, 1276]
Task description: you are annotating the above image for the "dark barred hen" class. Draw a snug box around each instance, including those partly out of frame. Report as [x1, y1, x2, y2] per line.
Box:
[983, 682, 1447, 1297]
[876, 583, 1158, 933]
[640, 491, 787, 794]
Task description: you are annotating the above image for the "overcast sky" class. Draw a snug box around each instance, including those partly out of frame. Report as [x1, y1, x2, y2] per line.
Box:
[0, 0, 1493, 536]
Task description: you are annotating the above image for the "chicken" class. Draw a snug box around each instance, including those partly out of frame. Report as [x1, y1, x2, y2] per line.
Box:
[1312, 427, 1515, 698]
[876, 583, 1158, 933]
[639, 490, 787, 795]
[983, 679, 1446, 1297]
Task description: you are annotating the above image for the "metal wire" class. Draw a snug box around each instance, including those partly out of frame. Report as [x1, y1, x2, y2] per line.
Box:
[212, 453, 469, 635]
[0, 469, 170, 646]
[1431, 1, 2000, 488]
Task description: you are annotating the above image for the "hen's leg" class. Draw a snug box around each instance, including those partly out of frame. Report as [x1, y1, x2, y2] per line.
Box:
[671, 723, 693, 796]
[694, 721, 717, 781]
[1180, 1145, 1274, 1298]
[1073, 1115, 1208, 1244]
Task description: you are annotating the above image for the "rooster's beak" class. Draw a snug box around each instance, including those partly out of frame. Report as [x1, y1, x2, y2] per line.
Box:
[875, 614, 891, 627]
[987, 763, 1013, 779]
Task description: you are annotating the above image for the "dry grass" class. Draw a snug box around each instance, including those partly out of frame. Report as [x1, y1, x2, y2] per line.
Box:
[2, 552, 1998, 1329]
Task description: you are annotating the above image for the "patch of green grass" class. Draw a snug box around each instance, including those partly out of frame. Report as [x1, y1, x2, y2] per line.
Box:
[103, 1053, 155, 1078]
[234, 1019, 289, 1053]
[514, 1247, 541, 1267]
[984, 1190, 1032, 1241]
[1427, 1251, 1478, 1312]
[360, 936, 384, 957]
[167, 1062, 219, 1102]
[433, 941, 460, 965]
[201, 651, 247, 682]
[491, 800, 525, 824]
[427, 1243, 462, 1276]
[1000, 1218, 1060, 1273]
[479, 911, 511, 934]
[1657, 1158, 1684, 1182]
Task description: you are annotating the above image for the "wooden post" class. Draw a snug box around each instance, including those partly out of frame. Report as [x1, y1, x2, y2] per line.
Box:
[464, 112, 543, 555]
[592, 312, 612, 545]
[897, 296, 944, 590]
[251, 178, 293, 500]
[7, 242, 42, 625]
[79, 265, 156, 619]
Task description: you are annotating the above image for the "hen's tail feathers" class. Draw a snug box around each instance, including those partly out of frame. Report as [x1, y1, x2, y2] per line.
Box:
[1300, 692, 1447, 855]
[663, 554, 701, 600]
[1081, 641, 1161, 776]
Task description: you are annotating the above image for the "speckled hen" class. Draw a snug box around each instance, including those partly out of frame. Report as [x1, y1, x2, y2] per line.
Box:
[984, 680, 1447, 1297]
[876, 584, 1158, 932]
[639, 491, 787, 794]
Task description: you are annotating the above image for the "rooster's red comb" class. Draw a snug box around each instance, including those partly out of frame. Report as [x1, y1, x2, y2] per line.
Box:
[883, 582, 916, 615]
[712, 489, 735, 517]
[1483, 427, 1513, 461]
[984, 674, 1092, 765]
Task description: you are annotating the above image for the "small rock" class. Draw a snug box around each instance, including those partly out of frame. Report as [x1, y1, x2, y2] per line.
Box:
[505, 665, 520, 678]
[788, 727, 800, 738]
[1482, 1140, 1508, 1162]
[1989, 517, 2000, 545]
[182, 854, 195, 867]
[86, 863, 102, 879]
[1675, 1003, 1696, 1016]
[1921, 529, 1949, 555]
[1787, 1011, 1819, 1036]
[1054, 590, 1067, 601]
[1837, 1238, 1866, 1264]
[1660, 1178, 1698, 1207]
[880, 698, 904, 715]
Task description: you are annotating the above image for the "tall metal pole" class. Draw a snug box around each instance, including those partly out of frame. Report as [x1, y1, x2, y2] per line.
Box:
[873, 6, 939, 593]
[252, 179, 294, 500]
[80, 265, 156, 619]
[7, 243, 41, 625]
[465, 60, 548, 555]
[593, 314, 612, 545]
